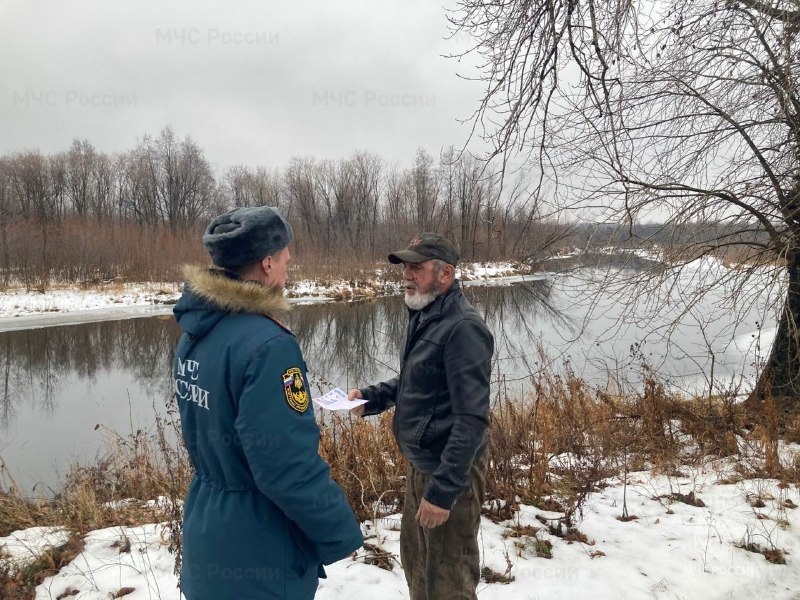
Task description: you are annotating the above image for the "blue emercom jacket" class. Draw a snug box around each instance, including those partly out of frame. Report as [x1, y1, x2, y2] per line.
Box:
[173, 266, 363, 600]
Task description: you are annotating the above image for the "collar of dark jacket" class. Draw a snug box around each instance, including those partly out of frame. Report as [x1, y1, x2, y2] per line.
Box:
[182, 265, 291, 318]
[410, 279, 461, 324]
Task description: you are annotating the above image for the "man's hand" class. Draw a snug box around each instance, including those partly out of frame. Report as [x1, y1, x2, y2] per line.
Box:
[416, 498, 450, 529]
[347, 388, 365, 417]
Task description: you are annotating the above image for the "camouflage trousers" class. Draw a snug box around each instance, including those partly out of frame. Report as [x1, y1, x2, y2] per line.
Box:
[400, 450, 487, 600]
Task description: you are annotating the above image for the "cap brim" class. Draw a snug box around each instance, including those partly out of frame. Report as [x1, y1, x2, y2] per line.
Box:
[388, 250, 430, 264]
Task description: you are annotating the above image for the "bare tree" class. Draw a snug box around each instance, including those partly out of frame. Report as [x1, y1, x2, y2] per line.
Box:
[222, 165, 282, 208]
[451, 0, 800, 410]
[315, 158, 337, 250]
[456, 154, 487, 259]
[350, 151, 383, 254]
[412, 147, 439, 231]
[151, 128, 215, 230]
[65, 139, 96, 216]
[120, 127, 215, 230]
[8, 151, 59, 281]
[284, 157, 324, 254]
[439, 147, 459, 241]
[222, 165, 252, 207]
[0, 157, 13, 284]
[330, 151, 384, 254]
[117, 147, 158, 226]
[251, 166, 284, 209]
[90, 152, 115, 221]
[48, 153, 68, 220]
[383, 165, 415, 245]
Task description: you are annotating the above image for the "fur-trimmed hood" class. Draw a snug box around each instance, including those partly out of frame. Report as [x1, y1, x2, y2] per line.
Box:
[173, 265, 291, 338]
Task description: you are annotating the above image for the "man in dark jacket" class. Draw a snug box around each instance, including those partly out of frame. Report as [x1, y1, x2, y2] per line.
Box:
[173, 206, 363, 600]
[348, 233, 494, 600]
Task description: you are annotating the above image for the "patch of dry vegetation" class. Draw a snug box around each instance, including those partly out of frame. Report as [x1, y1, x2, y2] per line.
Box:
[0, 409, 190, 597]
[0, 531, 85, 600]
[0, 217, 208, 292]
[317, 411, 407, 524]
[484, 365, 799, 529]
[0, 216, 542, 297]
[2, 367, 799, 596]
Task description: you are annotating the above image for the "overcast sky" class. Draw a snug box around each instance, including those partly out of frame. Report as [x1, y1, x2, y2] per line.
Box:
[0, 0, 486, 175]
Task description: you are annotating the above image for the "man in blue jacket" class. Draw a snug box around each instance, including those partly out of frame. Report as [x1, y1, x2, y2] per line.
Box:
[173, 206, 363, 600]
[349, 233, 494, 600]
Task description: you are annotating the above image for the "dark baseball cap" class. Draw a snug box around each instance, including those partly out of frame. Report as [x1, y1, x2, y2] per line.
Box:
[388, 232, 459, 266]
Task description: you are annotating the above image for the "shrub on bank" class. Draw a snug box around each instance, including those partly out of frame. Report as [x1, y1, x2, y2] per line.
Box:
[2, 369, 799, 597]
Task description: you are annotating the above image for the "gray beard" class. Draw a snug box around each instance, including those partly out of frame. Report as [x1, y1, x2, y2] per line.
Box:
[404, 289, 439, 310]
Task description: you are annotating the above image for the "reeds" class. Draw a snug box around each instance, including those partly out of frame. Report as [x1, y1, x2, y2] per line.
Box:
[0, 216, 405, 291]
[317, 412, 406, 523]
[2, 366, 798, 597]
[0, 217, 208, 291]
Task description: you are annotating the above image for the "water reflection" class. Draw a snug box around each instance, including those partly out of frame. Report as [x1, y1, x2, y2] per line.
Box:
[0, 273, 768, 493]
[465, 278, 577, 381]
[0, 277, 596, 432]
[0, 280, 561, 493]
[292, 296, 407, 388]
[293, 278, 563, 393]
[0, 317, 179, 429]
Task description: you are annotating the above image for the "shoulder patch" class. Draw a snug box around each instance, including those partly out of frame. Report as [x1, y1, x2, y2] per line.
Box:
[282, 367, 309, 413]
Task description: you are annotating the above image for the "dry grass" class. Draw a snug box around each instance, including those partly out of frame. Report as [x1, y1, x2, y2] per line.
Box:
[0, 486, 57, 538]
[484, 364, 798, 526]
[318, 412, 407, 524]
[0, 216, 547, 293]
[0, 216, 405, 292]
[0, 217, 208, 291]
[290, 254, 393, 284]
[2, 367, 799, 596]
[0, 531, 85, 600]
[710, 244, 783, 269]
[0, 408, 190, 596]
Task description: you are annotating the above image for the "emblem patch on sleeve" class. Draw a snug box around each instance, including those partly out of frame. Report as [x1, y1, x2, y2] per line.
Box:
[282, 367, 309, 413]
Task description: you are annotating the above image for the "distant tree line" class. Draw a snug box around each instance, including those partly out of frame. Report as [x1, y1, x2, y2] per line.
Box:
[0, 126, 576, 289]
[572, 222, 770, 255]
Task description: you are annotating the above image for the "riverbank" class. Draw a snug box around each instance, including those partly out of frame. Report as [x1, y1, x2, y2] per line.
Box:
[2, 376, 800, 599]
[3, 253, 798, 598]
[6, 468, 800, 600]
[0, 261, 540, 331]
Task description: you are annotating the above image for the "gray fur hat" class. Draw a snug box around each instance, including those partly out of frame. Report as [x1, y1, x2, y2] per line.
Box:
[203, 206, 293, 268]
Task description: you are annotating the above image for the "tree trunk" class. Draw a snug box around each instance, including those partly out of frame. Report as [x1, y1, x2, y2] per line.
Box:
[747, 246, 800, 415]
[0, 220, 8, 287]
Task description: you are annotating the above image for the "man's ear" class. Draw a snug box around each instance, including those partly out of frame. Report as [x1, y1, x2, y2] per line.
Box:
[441, 263, 454, 281]
[261, 255, 272, 273]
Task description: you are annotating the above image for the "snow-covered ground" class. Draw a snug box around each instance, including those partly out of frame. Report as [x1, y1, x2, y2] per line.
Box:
[2, 255, 799, 598]
[0, 282, 183, 318]
[3, 456, 799, 600]
[0, 262, 536, 328]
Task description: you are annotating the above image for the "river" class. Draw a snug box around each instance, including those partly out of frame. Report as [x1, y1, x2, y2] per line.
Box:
[0, 266, 777, 495]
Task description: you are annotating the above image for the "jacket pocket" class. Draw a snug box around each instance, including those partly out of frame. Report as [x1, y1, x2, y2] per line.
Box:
[413, 411, 434, 448]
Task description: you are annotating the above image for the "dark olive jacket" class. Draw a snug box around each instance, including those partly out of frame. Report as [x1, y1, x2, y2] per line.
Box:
[360, 280, 494, 509]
